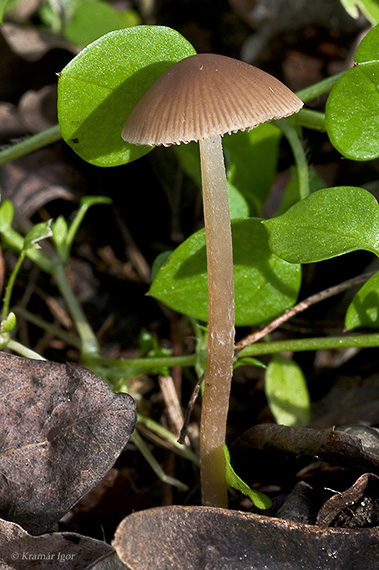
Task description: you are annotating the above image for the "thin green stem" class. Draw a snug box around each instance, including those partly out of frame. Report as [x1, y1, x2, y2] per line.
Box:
[92, 353, 197, 370]
[14, 306, 81, 349]
[296, 71, 345, 102]
[6, 339, 46, 359]
[296, 109, 326, 131]
[52, 263, 100, 359]
[132, 430, 188, 491]
[2, 250, 26, 322]
[1, 225, 99, 359]
[275, 119, 309, 200]
[137, 414, 200, 466]
[237, 333, 379, 359]
[0, 125, 62, 166]
[1, 226, 54, 274]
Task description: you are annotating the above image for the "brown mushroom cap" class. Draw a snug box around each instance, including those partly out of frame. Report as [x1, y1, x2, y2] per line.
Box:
[122, 53, 303, 146]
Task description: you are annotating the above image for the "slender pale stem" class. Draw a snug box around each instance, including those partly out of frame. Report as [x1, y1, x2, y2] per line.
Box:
[0, 125, 61, 165]
[199, 135, 235, 507]
[275, 118, 309, 200]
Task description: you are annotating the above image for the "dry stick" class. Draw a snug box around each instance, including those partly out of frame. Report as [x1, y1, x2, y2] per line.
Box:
[235, 272, 374, 351]
[178, 376, 203, 445]
[158, 375, 186, 438]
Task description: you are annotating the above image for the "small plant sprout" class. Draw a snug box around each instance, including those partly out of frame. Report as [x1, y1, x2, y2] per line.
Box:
[122, 53, 303, 507]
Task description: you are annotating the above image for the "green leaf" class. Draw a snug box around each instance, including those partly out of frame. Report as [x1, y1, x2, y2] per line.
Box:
[150, 218, 301, 326]
[0, 0, 10, 22]
[228, 182, 249, 219]
[58, 26, 196, 167]
[263, 186, 379, 263]
[173, 142, 201, 187]
[1, 312, 16, 333]
[234, 356, 266, 370]
[173, 143, 249, 219]
[276, 165, 326, 216]
[0, 201, 14, 232]
[52, 216, 69, 250]
[345, 271, 379, 330]
[64, 195, 112, 259]
[23, 220, 53, 251]
[265, 354, 311, 427]
[63, 1, 139, 46]
[339, 0, 379, 23]
[223, 123, 282, 215]
[151, 251, 172, 281]
[355, 24, 379, 62]
[63, 1, 125, 46]
[325, 61, 379, 160]
[224, 445, 271, 509]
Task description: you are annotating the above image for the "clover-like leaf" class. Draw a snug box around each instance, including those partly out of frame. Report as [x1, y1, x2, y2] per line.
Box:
[0, 352, 136, 535]
[63, 1, 139, 47]
[58, 26, 196, 166]
[355, 23, 379, 62]
[326, 25, 379, 161]
[150, 218, 301, 326]
[265, 354, 310, 427]
[223, 123, 282, 215]
[263, 187, 379, 263]
[23, 220, 52, 251]
[345, 271, 379, 330]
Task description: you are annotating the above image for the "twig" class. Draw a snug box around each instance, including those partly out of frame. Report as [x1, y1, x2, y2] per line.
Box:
[235, 272, 374, 351]
[158, 375, 185, 438]
[178, 375, 203, 444]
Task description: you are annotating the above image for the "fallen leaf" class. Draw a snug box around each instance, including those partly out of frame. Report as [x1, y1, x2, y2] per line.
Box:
[112, 505, 379, 569]
[316, 473, 379, 528]
[234, 424, 379, 474]
[0, 352, 136, 535]
[0, 148, 79, 218]
[0, 517, 113, 569]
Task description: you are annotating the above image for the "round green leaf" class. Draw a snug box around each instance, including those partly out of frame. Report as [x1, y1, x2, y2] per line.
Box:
[265, 354, 310, 427]
[223, 123, 282, 215]
[150, 218, 301, 327]
[355, 23, 379, 63]
[63, 1, 134, 46]
[345, 271, 379, 330]
[263, 186, 379, 263]
[325, 61, 379, 160]
[57, 26, 196, 166]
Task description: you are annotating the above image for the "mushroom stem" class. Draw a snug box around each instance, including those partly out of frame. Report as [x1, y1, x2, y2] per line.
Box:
[199, 134, 235, 507]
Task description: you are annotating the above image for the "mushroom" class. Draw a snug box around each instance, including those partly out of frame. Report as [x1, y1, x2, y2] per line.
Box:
[122, 53, 303, 507]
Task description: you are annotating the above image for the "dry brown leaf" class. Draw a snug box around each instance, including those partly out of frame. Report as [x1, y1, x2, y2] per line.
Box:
[0, 518, 113, 569]
[0, 148, 78, 218]
[0, 352, 136, 535]
[234, 424, 379, 474]
[113, 505, 379, 569]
